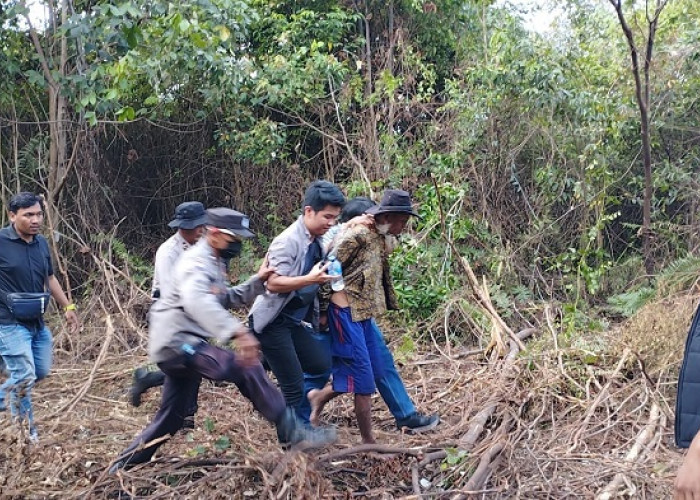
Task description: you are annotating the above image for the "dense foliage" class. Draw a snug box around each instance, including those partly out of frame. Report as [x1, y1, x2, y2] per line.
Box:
[2, 0, 700, 337]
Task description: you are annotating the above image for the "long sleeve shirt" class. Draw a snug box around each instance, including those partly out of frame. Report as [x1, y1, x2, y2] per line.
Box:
[249, 216, 323, 333]
[152, 231, 191, 299]
[148, 238, 264, 362]
[329, 225, 399, 322]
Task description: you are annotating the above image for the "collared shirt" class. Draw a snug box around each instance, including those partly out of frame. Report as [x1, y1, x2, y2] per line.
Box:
[148, 238, 264, 362]
[331, 225, 399, 322]
[249, 215, 323, 333]
[152, 231, 191, 299]
[0, 224, 54, 325]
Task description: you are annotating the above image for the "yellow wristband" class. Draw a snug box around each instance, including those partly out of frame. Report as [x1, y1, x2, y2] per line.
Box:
[64, 303, 77, 312]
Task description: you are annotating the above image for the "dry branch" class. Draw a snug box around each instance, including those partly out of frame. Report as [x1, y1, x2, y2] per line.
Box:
[568, 349, 632, 453]
[460, 441, 505, 496]
[430, 175, 525, 353]
[460, 328, 535, 448]
[595, 402, 662, 500]
[48, 309, 114, 419]
[317, 443, 425, 463]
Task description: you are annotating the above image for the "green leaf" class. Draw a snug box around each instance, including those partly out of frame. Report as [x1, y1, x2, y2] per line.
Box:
[216, 25, 231, 42]
[110, 4, 125, 16]
[84, 111, 97, 126]
[191, 32, 207, 49]
[116, 106, 135, 121]
[122, 26, 140, 49]
[214, 436, 230, 451]
[186, 445, 207, 457]
[204, 417, 215, 433]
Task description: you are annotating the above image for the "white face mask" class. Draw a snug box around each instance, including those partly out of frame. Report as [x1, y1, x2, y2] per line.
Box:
[376, 222, 391, 235]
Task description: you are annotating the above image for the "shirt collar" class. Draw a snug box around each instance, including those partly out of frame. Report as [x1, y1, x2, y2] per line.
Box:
[6, 224, 21, 240]
[298, 215, 314, 243]
[4, 224, 35, 243]
[174, 231, 191, 251]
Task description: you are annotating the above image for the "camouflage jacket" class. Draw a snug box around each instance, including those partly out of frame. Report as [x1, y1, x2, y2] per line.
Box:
[322, 225, 399, 322]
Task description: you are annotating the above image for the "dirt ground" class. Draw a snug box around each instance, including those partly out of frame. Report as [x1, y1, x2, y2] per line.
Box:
[0, 294, 692, 499]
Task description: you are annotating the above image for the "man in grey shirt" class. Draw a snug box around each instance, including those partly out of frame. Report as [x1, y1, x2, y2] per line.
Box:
[111, 208, 335, 472]
[129, 202, 207, 424]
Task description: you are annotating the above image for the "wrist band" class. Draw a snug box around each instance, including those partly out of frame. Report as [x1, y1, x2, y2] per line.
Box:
[64, 303, 77, 312]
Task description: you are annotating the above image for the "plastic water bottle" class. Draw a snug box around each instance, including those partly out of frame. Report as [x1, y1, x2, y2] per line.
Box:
[328, 256, 345, 292]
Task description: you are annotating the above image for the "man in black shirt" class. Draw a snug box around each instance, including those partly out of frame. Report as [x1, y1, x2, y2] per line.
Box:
[0, 192, 79, 442]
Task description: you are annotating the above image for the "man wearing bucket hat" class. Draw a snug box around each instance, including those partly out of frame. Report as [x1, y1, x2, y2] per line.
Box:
[110, 207, 336, 473]
[307, 189, 439, 442]
[129, 201, 208, 425]
[152, 201, 209, 300]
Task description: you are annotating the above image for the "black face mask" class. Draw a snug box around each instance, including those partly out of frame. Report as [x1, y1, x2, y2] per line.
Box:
[220, 241, 242, 259]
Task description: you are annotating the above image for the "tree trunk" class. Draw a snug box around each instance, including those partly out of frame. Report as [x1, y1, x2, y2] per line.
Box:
[609, 0, 668, 276]
[362, 1, 382, 181]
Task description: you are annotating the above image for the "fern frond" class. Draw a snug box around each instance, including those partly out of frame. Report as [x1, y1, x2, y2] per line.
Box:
[657, 254, 700, 294]
[607, 287, 656, 318]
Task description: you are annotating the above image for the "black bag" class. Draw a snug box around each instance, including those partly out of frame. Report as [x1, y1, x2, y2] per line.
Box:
[285, 283, 320, 309]
[5, 292, 52, 321]
[285, 239, 323, 310]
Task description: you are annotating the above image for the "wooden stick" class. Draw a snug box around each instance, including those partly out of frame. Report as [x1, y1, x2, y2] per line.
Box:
[595, 402, 661, 500]
[460, 329, 535, 448]
[430, 175, 525, 352]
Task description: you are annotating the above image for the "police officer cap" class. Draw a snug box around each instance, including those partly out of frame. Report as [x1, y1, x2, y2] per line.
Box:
[207, 207, 255, 238]
[168, 201, 208, 229]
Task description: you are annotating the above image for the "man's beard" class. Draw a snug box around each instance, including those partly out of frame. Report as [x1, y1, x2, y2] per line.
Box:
[376, 222, 391, 235]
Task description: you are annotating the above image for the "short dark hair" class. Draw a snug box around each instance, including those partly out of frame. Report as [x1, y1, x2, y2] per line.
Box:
[303, 180, 345, 212]
[339, 196, 375, 223]
[9, 192, 44, 213]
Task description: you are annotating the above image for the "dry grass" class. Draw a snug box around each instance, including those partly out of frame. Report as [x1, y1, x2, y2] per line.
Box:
[0, 291, 693, 498]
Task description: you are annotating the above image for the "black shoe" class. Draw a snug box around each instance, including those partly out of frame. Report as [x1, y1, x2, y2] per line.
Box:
[276, 408, 337, 449]
[396, 413, 440, 433]
[129, 366, 166, 407]
[182, 415, 195, 431]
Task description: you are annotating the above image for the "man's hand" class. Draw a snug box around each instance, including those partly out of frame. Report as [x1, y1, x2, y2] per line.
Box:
[346, 214, 374, 229]
[676, 449, 700, 499]
[233, 329, 260, 367]
[256, 255, 277, 282]
[65, 310, 80, 333]
[306, 261, 333, 284]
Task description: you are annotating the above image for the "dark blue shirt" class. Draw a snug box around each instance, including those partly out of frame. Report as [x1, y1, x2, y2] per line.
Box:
[0, 224, 54, 325]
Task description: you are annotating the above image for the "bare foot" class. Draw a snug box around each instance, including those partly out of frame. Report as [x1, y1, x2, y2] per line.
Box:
[307, 389, 327, 426]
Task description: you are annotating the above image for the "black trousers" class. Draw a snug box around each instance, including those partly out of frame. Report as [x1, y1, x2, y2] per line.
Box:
[118, 342, 286, 466]
[255, 315, 330, 410]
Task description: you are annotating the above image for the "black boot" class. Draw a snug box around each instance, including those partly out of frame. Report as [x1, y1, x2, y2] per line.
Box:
[275, 408, 337, 449]
[129, 366, 166, 407]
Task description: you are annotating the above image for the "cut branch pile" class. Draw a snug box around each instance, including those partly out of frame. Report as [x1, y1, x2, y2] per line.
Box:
[0, 298, 685, 498]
